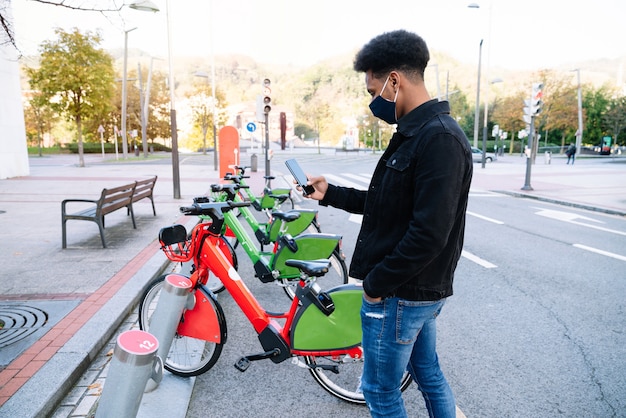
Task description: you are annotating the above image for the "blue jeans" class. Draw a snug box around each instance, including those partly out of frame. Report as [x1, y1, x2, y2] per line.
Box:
[360, 297, 456, 418]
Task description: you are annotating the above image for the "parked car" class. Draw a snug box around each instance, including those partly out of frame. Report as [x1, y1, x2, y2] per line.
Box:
[471, 146, 495, 163]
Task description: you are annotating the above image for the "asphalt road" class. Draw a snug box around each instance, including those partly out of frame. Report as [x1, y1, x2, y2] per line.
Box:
[185, 154, 625, 417]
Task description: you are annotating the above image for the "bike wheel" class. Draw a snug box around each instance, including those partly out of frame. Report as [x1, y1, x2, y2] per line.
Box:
[281, 249, 348, 299]
[139, 275, 224, 377]
[304, 350, 412, 404]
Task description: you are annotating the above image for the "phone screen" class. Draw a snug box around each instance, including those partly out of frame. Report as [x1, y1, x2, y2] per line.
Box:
[285, 159, 315, 195]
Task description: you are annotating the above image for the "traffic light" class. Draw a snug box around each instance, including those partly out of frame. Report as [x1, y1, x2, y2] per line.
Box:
[262, 78, 271, 114]
[256, 78, 272, 122]
[523, 82, 543, 118]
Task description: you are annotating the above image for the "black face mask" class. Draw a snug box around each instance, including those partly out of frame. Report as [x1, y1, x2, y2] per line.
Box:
[369, 75, 399, 125]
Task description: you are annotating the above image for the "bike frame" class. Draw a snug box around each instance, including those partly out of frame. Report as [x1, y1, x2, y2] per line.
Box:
[180, 222, 362, 360]
[221, 207, 339, 282]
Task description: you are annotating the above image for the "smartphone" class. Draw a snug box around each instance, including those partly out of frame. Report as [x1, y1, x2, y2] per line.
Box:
[285, 159, 315, 196]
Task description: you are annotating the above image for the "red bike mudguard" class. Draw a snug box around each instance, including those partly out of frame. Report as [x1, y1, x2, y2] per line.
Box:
[177, 288, 222, 343]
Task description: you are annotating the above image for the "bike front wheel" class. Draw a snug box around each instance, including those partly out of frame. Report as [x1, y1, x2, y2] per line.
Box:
[281, 249, 348, 299]
[304, 351, 412, 404]
[139, 275, 225, 377]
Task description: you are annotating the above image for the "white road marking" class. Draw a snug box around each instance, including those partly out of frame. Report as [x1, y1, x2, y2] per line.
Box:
[462, 250, 498, 268]
[467, 211, 505, 224]
[324, 173, 365, 189]
[534, 207, 626, 236]
[573, 244, 626, 262]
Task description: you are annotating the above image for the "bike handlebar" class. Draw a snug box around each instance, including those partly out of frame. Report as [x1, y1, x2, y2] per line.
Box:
[179, 200, 249, 216]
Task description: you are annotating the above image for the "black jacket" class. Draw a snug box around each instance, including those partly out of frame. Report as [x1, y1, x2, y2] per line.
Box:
[321, 99, 473, 300]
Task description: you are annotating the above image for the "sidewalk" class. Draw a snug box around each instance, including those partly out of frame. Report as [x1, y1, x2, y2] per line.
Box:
[0, 151, 624, 418]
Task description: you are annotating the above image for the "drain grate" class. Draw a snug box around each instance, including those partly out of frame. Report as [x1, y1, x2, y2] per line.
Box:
[0, 304, 48, 347]
[0, 300, 81, 367]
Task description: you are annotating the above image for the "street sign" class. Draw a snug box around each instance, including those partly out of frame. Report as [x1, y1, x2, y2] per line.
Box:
[246, 122, 257, 133]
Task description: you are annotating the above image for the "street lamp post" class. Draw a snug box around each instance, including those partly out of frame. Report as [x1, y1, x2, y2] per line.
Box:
[572, 68, 583, 154]
[166, 0, 180, 198]
[194, 71, 218, 170]
[473, 39, 483, 149]
[481, 78, 503, 168]
[121, 27, 137, 159]
[121, 1, 160, 160]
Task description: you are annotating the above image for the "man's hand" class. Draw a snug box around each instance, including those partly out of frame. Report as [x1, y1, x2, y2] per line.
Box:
[294, 174, 328, 201]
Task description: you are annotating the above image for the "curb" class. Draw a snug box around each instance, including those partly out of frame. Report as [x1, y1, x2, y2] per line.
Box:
[496, 190, 626, 217]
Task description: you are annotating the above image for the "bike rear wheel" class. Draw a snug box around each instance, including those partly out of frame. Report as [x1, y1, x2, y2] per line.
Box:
[304, 351, 412, 404]
[281, 249, 348, 299]
[139, 275, 224, 377]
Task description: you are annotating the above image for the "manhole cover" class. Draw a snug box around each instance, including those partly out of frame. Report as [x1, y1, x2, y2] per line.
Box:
[0, 305, 48, 347]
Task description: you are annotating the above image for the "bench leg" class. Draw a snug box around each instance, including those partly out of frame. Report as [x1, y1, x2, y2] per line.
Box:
[150, 197, 156, 216]
[128, 204, 137, 229]
[96, 217, 107, 248]
[62, 218, 67, 249]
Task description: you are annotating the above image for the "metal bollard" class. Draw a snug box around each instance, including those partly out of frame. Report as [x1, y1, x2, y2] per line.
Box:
[144, 274, 192, 392]
[544, 151, 551, 164]
[96, 330, 161, 418]
[251, 153, 258, 172]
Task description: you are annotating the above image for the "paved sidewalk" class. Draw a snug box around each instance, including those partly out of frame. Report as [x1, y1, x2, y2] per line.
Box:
[0, 153, 266, 417]
[0, 151, 624, 418]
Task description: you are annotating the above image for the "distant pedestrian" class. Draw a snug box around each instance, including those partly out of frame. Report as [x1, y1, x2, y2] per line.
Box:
[566, 144, 576, 164]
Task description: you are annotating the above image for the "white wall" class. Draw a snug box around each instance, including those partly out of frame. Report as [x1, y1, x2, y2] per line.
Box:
[0, 3, 29, 179]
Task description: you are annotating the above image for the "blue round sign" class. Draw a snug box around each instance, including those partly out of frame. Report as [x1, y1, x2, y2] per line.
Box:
[246, 122, 257, 133]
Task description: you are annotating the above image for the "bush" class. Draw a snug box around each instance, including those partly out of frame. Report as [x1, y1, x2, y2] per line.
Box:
[66, 142, 171, 153]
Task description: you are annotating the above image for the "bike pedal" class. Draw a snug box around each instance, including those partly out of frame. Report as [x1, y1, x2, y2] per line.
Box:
[234, 357, 251, 372]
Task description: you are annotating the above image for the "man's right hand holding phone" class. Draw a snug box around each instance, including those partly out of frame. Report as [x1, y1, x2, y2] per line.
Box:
[300, 175, 328, 201]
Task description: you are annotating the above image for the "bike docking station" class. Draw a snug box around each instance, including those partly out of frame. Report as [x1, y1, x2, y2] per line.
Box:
[95, 274, 191, 417]
[95, 330, 162, 418]
[143, 273, 193, 392]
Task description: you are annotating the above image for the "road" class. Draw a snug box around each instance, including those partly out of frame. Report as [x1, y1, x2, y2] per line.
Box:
[185, 153, 626, 417]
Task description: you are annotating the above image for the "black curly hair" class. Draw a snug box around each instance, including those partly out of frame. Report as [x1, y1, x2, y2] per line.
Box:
[353, 30, 429, 81]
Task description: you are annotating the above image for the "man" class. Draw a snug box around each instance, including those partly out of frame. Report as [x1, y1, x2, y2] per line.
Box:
[566, 143, 576, 164]
[304, 30, 472, 417]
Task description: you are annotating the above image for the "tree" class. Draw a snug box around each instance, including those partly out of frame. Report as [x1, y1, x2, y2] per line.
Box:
[185, 79, 227, 153]
[491, 90, 527, 153]
[26, 28, 115, 166]
[532, 70, 579, 149]
[583, 85, 612, 147]
[24, 91, 58, 156]
[604, 93, 626, 146]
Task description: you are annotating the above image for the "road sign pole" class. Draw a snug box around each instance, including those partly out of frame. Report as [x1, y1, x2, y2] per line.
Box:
[522, 116, 535, 191]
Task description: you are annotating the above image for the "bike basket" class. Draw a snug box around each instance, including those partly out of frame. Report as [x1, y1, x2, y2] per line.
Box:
[159, 224, 193, 262]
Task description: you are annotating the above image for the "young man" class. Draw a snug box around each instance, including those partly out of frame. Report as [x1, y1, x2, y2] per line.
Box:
[304, 30, 472, 417]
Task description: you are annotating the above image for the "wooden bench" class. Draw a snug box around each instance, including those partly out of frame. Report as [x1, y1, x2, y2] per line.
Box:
[62, 183, 137, 248]
[131, 176, 158, 217]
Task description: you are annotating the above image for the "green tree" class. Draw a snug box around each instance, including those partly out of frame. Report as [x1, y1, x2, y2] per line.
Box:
[26, 28, 115, 167]
[23, 91, 59, 155]
[583, 85, 612, 147]
[185, 79, 227, 153]
[604, 93, 626, 146]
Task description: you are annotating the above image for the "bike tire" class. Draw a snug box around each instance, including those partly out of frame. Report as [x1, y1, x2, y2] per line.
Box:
[138, 275, 225, 377]
[304, 351, 412, 404]
[281, 249, 348, 299]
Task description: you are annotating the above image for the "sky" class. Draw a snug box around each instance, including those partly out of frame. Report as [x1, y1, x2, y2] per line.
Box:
[9, 0, 626, 72]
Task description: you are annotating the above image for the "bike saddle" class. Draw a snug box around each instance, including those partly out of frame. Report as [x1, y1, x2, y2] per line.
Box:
[284, 259, 330, 277]
[271, 211, 300, 222]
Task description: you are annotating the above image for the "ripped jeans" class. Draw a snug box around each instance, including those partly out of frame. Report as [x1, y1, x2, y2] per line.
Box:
[360, 297, 456, 418]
